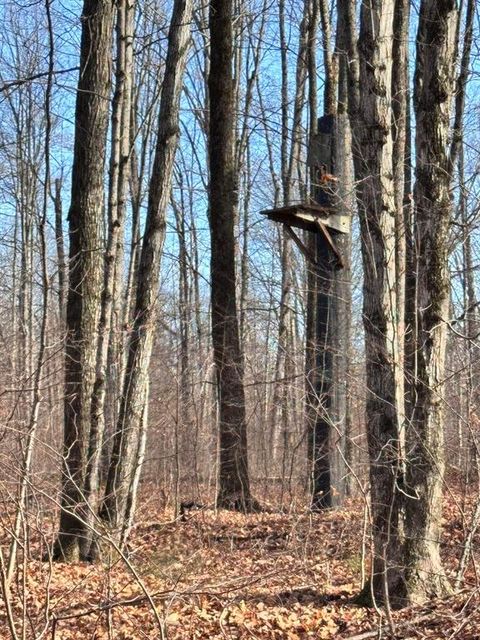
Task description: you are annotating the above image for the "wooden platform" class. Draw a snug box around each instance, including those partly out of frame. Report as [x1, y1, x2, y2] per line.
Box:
[260, 203, 349, 234]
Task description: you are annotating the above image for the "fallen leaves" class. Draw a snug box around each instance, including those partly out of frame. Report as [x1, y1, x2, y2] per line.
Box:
[0, 488, 479, 639]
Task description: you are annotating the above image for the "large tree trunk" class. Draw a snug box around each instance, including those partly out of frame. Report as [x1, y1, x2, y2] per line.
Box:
[209, 0, 255, 511]
[404, 0, 459, 602]
[100, 0, 193, 537]
[53, 0, 114, 562]
[310, 0, 353, 510]
[311, 214, 335, 510]
[85, 0, 135, 559]
[341, 0, 404, 604]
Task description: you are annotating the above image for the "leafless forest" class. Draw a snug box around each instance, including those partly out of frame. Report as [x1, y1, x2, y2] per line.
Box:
[0, 0, 479, 638]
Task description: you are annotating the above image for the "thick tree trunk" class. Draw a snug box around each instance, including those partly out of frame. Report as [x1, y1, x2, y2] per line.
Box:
[312, 0, 353, 509]
[341, 0, 404, 604]
[101, 0, 193, 535]
[85, 0, 135, 560]
[209, 0, 255, 511]
[404, 0, 459, 602]
[53, 0, 114, 562]
[311, 227, 336, 510]
[95, 0, 134, 489]
[309, 114, 339, 511]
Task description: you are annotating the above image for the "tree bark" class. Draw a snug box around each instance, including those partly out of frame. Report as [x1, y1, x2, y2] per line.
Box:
[333, 36, 354, 499]
[7, 0, 54, 579]
[209, 0, 256, 511]
[341, 0, 404, 604]
[404, 0, 459, 602]
[85, 0, 135, 560]
[310, 0, 348, 510]
[305, 0, 319, 494]
[311, 220, 336, 510]
[53, 178, 67, 324]
[101, 0, 193, 535]
[53, 0, 114, 562]
[391, 0, 410, 444]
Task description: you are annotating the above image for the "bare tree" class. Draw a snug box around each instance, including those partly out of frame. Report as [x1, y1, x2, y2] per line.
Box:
[341, 0, 404, 603]
[309, 0, 340, 511]
[404, 0, 459, 602]
[53, 0, 114, 562]
[209, 0, 257, 511]
[7, 0, 55, 582]
[101, 0, 193, 540]
[85, 0, 135, 558]
[391, 0, 410, 433]
[332, 5, 354, 499]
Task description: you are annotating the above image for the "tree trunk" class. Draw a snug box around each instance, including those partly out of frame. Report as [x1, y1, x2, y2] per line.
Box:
[391, 0, 410, 445]
[333, 41, 354, 499]
[311, 222, 336, 510]
[305, 0, 319, 493]
[53, 0, 114, 562]
[310, 0, 348, 510]
[404, 0, 459, 602]
[341, 0, 404, 604]
[85, 0, 135, 560]
[101, 0, 193, 536]
[7, 0, 54, 579]
[209, 0, 255, 511]
[172, 190, 192, 478]
[53, 178, 67, 324]
[454, 0, 477, 486]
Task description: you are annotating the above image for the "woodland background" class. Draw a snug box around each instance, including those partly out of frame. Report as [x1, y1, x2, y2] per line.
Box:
[0, 0, 479, 637]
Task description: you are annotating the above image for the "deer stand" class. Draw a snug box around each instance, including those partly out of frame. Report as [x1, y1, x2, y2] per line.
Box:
[261, 115, 349, 510]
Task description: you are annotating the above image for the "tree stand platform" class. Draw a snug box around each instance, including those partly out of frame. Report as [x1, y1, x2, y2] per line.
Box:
[260, 202, 348, 269]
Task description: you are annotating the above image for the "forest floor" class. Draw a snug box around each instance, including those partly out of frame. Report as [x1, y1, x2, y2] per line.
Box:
[1, 483, 480, 639]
